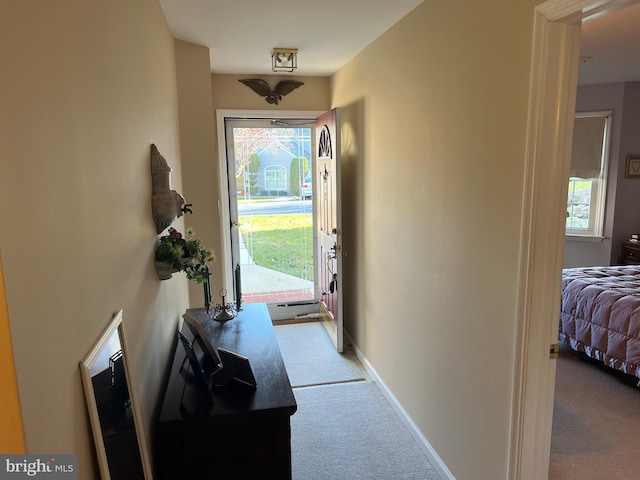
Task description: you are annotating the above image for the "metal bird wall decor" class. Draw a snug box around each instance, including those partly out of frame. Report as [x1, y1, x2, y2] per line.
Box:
[238, 79, 304, 105]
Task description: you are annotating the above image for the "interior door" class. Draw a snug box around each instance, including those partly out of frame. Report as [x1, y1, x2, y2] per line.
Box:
[315, 109, 343, 352]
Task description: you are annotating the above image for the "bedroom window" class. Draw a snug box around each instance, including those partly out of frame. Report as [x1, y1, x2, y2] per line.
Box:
[566, 112, 611, 238]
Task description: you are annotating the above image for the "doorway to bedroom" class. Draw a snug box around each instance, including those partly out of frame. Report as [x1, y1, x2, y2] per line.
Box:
[549, 2, 640, 479]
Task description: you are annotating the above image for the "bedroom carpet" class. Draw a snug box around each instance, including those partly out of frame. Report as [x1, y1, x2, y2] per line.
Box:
[274, 321, 441, 480]
[550, 345, 640, 480]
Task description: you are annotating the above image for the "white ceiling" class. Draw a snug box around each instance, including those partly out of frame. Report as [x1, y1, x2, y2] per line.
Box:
[579, 2, 640, 85]
[159, 0, 640, 83]
[158, 0, 424, 76]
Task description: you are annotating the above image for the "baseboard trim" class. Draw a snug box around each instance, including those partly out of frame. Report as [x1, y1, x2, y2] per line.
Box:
[345, 330, 456, 480]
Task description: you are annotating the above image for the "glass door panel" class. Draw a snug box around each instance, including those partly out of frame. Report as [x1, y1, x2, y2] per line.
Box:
[225, 119, 318, 320]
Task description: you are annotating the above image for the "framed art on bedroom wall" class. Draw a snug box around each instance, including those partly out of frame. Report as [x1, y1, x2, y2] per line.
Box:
[624, 153, 640, 178]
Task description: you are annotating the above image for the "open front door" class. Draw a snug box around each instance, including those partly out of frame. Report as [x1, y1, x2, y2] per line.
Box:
[315, 109, 343, 352]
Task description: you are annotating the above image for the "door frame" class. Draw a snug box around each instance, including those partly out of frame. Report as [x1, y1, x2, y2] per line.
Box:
[513, 1, 638, 478]
[215, 109, 324, 307]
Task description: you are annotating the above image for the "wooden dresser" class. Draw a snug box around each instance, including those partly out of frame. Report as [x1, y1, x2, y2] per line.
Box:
[154, 303, 297, 479]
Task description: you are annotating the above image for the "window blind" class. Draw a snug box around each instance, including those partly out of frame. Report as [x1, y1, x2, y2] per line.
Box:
[570, 116, 606, 179]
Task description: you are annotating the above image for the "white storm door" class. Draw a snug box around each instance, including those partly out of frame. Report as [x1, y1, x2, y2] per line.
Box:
[224, 118, 317, 321]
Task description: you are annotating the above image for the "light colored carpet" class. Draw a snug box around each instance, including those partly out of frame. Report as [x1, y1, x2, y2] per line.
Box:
[274, 321, 367, 387]
[550, 345, 640, 479]
[291, 379, 441, 480]
[276, 321, 441, 480]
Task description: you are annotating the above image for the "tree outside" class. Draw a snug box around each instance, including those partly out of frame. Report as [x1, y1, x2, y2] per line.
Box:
[232, 127, 311, 198]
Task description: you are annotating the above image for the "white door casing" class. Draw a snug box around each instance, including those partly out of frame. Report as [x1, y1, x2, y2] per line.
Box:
[512, 1, 638, 478]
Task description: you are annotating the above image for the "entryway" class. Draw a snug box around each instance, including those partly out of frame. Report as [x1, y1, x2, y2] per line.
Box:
[217, 109, 344, 345]
[220, 113, 322, 321]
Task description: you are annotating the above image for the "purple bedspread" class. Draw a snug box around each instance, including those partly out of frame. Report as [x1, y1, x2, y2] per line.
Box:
[560, 265, 640, 379]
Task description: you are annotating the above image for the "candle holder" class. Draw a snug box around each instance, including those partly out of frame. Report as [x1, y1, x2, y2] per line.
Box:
[210, 289, 238, 323]
[203, 269, 212, 313]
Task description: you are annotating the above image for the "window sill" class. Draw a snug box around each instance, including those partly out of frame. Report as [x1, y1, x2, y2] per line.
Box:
[565, 234, 605, 243]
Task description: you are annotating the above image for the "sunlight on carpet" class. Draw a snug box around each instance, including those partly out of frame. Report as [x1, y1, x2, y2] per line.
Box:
[274, 321, 366, 387]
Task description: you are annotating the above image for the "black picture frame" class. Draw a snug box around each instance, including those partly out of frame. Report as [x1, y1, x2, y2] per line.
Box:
[182, 313, 221, 374]
[217, 348, 257, 388]
[178, 331, 212, 394]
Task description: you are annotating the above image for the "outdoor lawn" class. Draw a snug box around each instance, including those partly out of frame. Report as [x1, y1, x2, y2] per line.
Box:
[239, 214, 313, 280]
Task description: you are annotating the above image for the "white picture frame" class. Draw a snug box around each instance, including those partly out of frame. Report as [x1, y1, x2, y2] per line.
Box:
[79, 310, 153, 480]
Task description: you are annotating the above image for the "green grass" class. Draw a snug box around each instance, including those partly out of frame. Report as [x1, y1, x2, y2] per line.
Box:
[239, 214, 313, 280]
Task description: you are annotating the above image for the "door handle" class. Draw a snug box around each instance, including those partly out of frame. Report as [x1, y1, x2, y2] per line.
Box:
[231, 221, 242, 228]
[330, 243, 347, 257]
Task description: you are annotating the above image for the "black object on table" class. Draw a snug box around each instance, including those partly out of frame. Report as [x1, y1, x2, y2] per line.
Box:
[154, 303, 297, 479]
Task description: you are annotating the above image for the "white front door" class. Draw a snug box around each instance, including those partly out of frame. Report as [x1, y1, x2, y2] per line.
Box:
[315, 109, 343, 352]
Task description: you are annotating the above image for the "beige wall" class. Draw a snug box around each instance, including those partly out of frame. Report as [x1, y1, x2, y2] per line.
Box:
[0, 0, 552, 477]
[0, 1, 187, 478]
[175, 40, 224, 303]
[332, 1, 539, 478]
[211, 74, 330, 112]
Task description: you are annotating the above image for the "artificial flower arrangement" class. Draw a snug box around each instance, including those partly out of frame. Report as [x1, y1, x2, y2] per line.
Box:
[154, 227, 215, 282]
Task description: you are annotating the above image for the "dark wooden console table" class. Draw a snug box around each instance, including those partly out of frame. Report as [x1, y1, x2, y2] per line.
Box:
[154, 303, 297, 479]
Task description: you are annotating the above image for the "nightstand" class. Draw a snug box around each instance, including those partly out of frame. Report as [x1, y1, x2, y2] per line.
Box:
[619, 240, 640, 265]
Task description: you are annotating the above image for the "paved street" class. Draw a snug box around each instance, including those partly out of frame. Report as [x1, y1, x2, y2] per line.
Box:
[238, 198, 312, 216]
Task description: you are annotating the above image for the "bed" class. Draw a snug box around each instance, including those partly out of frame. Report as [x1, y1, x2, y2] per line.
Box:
[559, 265, 640, 381]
